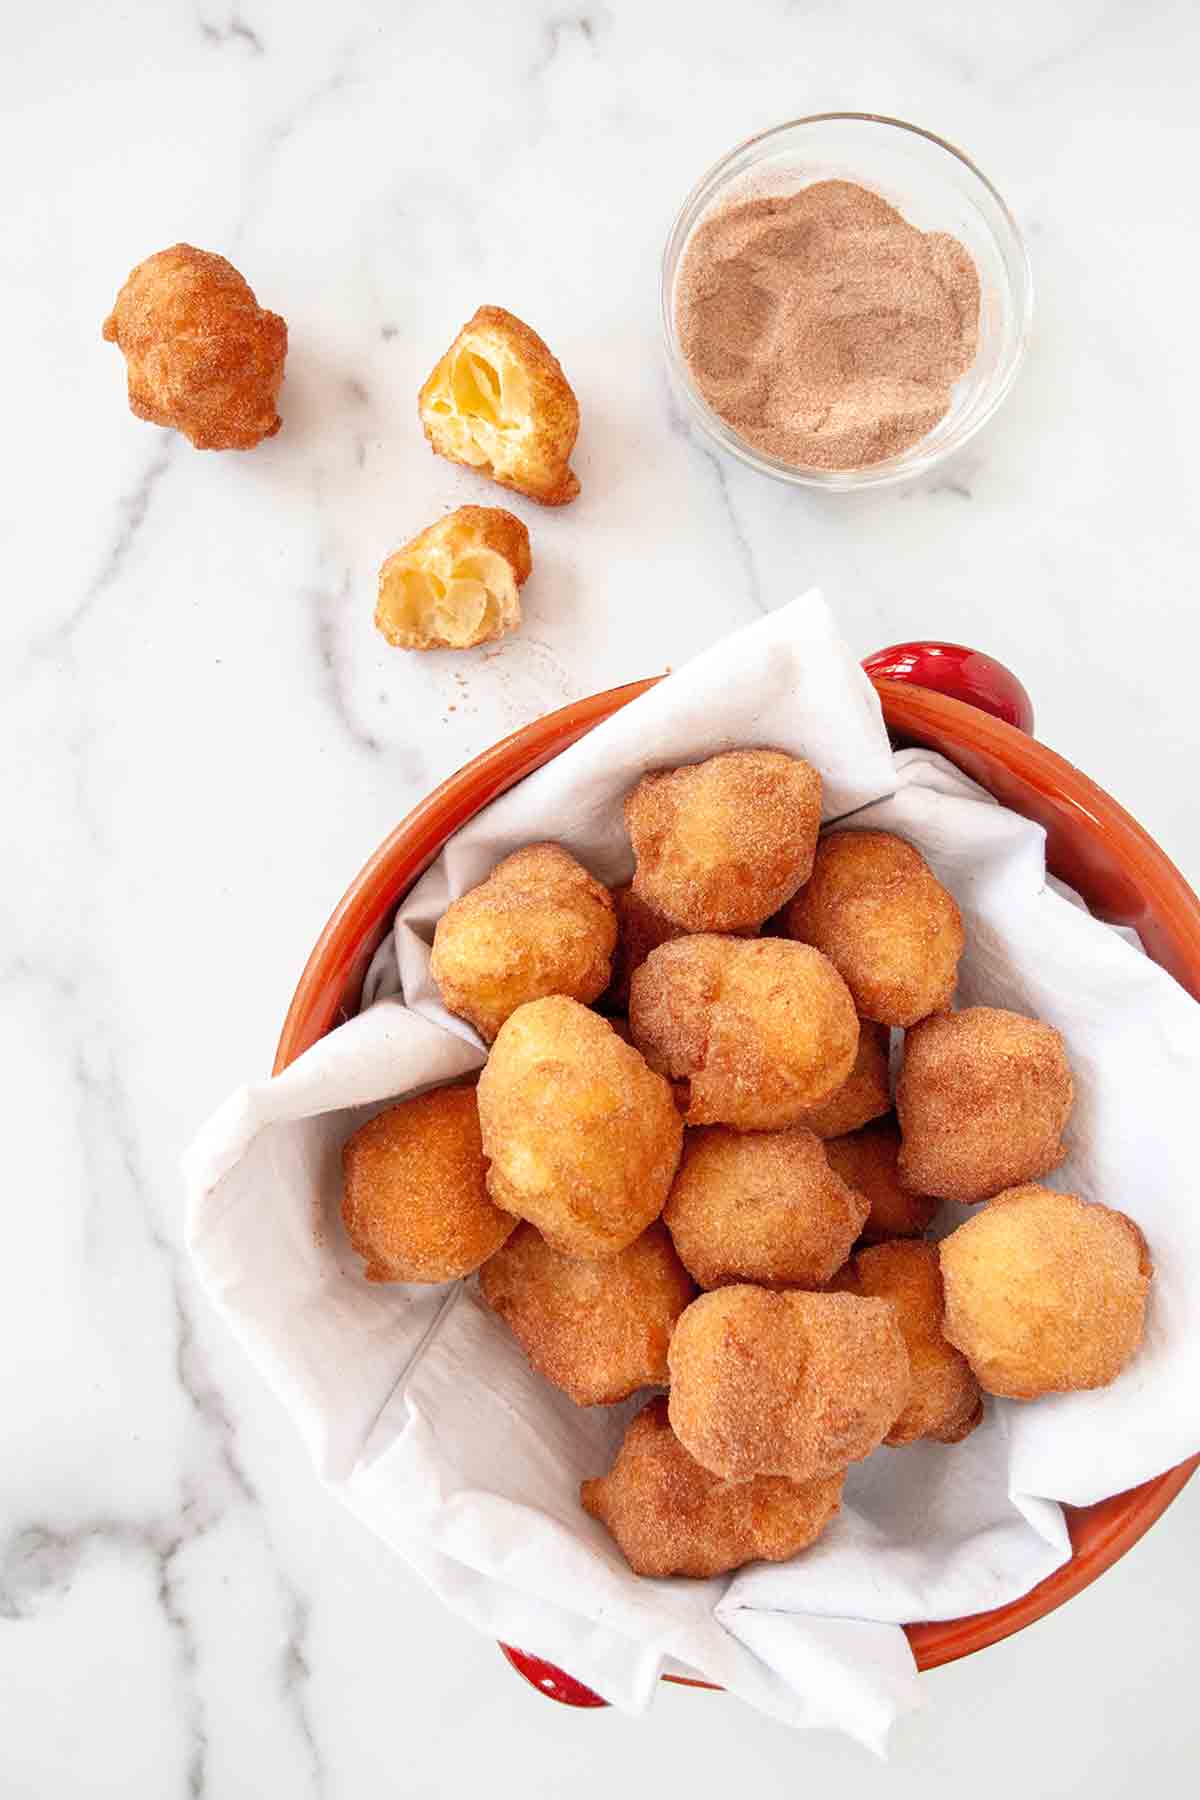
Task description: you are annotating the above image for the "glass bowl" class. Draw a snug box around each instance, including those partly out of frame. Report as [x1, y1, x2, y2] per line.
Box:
[661, 113, 1033, 491]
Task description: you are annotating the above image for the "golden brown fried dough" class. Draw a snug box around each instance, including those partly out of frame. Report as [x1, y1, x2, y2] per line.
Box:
[625, 750, 822, 932]
[825, 1117, 938, 1242]
[477, 997, 683, 1257]
[897, 1007, 1074, 1203]
[663, 1126, 868, 1290]
[602, 885, 759, 1016]
[600, 885, 689, 1016]
[376, 506, 530, 651]
[667, 1286, 910, 1483]
[479, 1221, 695, 1405]
[629, 936, 859, 1131]
[581, 1398, 844, 1577]
[939, 1186, 1152, 1399]
[431, 844, 616, 1043]
[781, 831, 964, 1027]
[341, 1085, 515, 1283]
[419, 305, 580, 505]
[790, 1020, 892, 1138]
[833, 1241, 981, 1444]
[607, 1017, 691, 1112]
[102, 244, 287, 450]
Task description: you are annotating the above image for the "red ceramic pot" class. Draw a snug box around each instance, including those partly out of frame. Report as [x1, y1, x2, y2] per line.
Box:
[273, 641, 1200, 1710]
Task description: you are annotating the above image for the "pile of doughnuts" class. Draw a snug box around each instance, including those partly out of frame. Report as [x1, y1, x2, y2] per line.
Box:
[340, 749, 1153, 1579]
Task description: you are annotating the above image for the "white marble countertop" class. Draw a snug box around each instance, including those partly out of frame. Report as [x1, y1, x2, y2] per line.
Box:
[5, 2, 1199, 1794]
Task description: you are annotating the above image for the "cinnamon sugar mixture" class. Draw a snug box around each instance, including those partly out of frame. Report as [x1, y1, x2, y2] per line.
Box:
[675, 179, 980, 470]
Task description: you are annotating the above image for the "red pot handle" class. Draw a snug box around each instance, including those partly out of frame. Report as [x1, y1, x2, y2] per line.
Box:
[499, 1643, 609, 1708]
[861, 641, 1034, 735]
[500, 637, 1032, 1712]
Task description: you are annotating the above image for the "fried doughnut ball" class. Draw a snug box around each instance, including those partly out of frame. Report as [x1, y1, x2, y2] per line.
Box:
[479, 1221, 695, 1405]
[430, 844, 616, 1043]
[782, 831, 963, 1027]
[833, 1242, 982, 1444]
[897, 1007, 1074, 1203]
[376, 506, 530, 652]
[625, 750, 822, 933]
[667, 1286, 910, 1483]
[419, 305, 580, 505]
[341, 1085, 515, 1283]
[607, 1016, 691, 1113]
[629, 936, 859, 1131]
[102, 244, 287, 450]
[790, 1020, 892, 1138]
[825, 1117, 938, 1242]
[600, 885, 688, 1016]
[581, 1399, 844, 1578]
[477, 997, 683, 1257]
[663, 1126, 868, 1290]
[602, 885, 759, 1016]
[939, 1186, 1153, 1399]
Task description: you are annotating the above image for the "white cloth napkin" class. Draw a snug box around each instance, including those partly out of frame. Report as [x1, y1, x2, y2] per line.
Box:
[184, 593, 1200, 1751]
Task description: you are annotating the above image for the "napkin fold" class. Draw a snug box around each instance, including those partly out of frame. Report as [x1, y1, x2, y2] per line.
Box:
[185, 593, 1200, 1750]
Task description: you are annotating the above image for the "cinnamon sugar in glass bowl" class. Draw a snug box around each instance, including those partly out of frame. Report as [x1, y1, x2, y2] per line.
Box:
[662, 113, 1033, 492]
